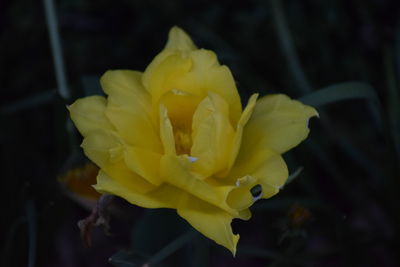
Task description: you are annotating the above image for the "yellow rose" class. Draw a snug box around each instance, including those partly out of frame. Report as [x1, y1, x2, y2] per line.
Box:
[68, 26, 317, 255]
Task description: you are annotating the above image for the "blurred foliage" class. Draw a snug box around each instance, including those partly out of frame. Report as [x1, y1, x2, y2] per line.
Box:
[1, 0, 400, 266]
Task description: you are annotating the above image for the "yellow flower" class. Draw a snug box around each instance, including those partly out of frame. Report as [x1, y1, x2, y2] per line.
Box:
[68, 26, 317, 255]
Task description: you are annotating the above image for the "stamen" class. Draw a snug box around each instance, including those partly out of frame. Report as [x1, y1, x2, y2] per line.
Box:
[174, 130, 192, 155]
[171, 88, 188, 95]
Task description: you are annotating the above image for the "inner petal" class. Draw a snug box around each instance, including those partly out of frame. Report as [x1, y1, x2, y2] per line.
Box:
[159, 89, 202, 155]
[190, 92, 236, 178]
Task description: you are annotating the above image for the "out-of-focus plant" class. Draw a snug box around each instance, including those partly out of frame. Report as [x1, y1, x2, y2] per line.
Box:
[58, 162, 100, 209]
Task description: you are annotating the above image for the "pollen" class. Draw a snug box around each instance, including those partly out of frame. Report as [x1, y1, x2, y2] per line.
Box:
[174, 129, 192, 155]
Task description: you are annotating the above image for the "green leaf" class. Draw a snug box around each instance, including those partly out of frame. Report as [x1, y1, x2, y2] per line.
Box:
[298, 82, 379, 107]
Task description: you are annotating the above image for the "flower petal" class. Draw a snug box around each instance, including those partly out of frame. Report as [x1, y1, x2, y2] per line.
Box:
[159, 89, 202, 130]
[185, 49, 242, 124]
[160, 154, 237, 215]
[144, 54, 193, 107]
[81, 129, 155, 193]
[165, 26, 197, 51]
[101, 70, 162, 152]
[142, 27, 196, 90]
[124, 146, 163, 186]
[220, 94, 258, 177]
[95, 170, 215, 212]
[95, 169, 239, 255]
[238, 209, 252, 221]
[105, 104, 161, 152]
[102, 161, 156, 194]
[94, 171, 178, 208]
[227, 148, 288, 210]
[159, 105, 176, 155]
[177, 196, 239, 255]
[81, 129, 122, 167]
[100, 70, 151, 113]
[143, 30, 242, 125]
[68, 96, 114, 136]
[243, 94, 318, 155]
[191, 92, 235, 177]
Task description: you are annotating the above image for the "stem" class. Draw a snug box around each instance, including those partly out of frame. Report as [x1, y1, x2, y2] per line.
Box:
[43, 0, 70, 100]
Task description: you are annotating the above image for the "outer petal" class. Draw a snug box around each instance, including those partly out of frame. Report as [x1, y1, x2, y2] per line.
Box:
[124, 146, 163, 186]
[143, 28, 242, 125]
[142, 27, 195, 90]
[101, 70, 151, 113]
[191, 92, 235, 177]
[165, 26, 197, 51]
[232, 149, 288, 193]
[82, 130, 155, 194]
[243, 94, 318, 155]
[80, 129, 122, 167]
[94, 171, 181, 208]
[182, 49, 242, 125]
[147, 50, 242, 125]
[177, 196, 239, 255]
[220, 94, 258, 177]
[94, 169, 232, 216]
[101, 70, 162, 152]
[95, 170, 239, 255]
[144, 54, 193, 108]
[226, 148, 288, 211]
[68, 96, 114, 136]
[160, 154, 237, 215]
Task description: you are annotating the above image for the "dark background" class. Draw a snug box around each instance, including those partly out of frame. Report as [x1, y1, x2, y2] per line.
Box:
[1, 0, 400, 266]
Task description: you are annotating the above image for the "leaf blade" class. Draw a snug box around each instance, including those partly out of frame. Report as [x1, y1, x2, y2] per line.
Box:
[298, 82, 379, 107]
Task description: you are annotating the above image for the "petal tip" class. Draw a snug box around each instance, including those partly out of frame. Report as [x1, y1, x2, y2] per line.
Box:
[230, 234, 240, 256]
[166, 26, 197, 51]
[313, 108, 320, 118]
[306, 107, 319, 128]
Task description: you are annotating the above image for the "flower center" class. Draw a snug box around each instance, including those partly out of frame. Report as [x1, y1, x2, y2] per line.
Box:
[159, 89, 202, 156]
[174, 128, 192, 155]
